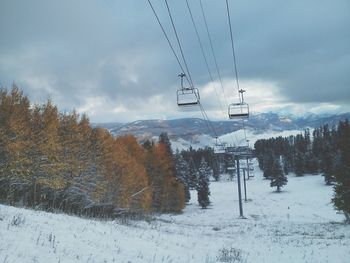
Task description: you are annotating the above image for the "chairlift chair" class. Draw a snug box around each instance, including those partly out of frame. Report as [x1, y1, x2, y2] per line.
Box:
[177, 87, 200, 106]
[177, 72, 200, 107]
[214, 144, 226, 154]
[213, 137, 226, 154]
[228, 102, 249, 119]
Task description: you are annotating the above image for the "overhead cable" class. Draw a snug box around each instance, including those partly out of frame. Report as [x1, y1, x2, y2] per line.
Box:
[147, 0, 191, 87]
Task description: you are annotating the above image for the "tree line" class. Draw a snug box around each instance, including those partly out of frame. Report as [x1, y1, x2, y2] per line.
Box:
[173, 147, 214, 208]
[254, 120, 350, 222]
[0, 85, 186, 217]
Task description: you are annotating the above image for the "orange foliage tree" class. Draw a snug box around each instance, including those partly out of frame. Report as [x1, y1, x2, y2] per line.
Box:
[0, 85, 186, 216]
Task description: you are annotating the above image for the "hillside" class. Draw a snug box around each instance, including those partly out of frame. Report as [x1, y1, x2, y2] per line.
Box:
[1, 164, 349, 263]
[94, 112, 350, 150]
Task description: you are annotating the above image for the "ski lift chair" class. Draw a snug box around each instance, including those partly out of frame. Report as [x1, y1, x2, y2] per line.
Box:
[228, 102, 249, 119]
[177, 87, 200, 106]
[214, 144, 226, 154]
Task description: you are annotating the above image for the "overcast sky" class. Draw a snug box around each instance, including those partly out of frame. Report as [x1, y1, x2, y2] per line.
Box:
[0, 0, 349, 122]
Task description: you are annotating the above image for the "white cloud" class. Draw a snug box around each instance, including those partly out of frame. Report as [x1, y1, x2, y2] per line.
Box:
[1, 0, 348, 123]
[76, 96, 108, 116]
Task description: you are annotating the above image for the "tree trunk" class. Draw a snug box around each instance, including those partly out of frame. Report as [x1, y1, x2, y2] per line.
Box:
[33, 178, 37, 208]
[7, 181, 12, 204]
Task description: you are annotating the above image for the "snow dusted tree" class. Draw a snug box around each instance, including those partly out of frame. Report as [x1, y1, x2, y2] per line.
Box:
[332, 120, 350, 223]
[159, 132, 172, 155]
[319, 125, 336, 185]
[197, 158, 210, 208]
[270, 155, 288, 192]
[0, 86, 32, 204]
[154, 141, 185, 213]
[212, 155, 220, 181]
[0, 85, 189, 216]
[174, 150, 191, 202]
[111, 135, 152, 212]
[38, 100, 67, 208]
[294, 150, 305, 176]
[188, 157, 199, 189]
[262, 150, 274, 180]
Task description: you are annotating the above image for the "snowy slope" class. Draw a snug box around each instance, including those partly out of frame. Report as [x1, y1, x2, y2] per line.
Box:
[1, 165, 349, 263]
[171, 128, 305, 151]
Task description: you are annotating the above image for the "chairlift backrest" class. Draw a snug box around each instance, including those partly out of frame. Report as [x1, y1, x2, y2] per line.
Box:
[177, 88, 200, 106]
[228, 102, 249, 119]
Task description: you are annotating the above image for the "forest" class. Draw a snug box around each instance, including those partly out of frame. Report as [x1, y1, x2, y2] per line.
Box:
[0, 85, 186, 217]
[254, 120, 350, 221]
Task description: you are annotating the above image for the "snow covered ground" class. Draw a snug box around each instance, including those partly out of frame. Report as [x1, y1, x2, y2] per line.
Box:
[170, 128, 305, 151]
[1, 164, 349, 263]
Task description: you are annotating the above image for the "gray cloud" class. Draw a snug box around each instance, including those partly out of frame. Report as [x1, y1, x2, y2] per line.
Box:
[0, 0, 349, 122]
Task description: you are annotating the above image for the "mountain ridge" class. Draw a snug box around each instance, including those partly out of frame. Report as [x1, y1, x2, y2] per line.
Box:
[95, 112, 350, 143]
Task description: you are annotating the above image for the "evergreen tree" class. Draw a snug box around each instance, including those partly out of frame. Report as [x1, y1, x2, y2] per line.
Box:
[212, 155, 220, 181]
[321, 145, 335, 185]
[188, 157, 199, 189]
[294, 150, 305, 176]
[270, 155, 288, 192]
[159, 132, 172, 154]
[174, 151, 191, 202]
[332, 120, 350, 222]
[320, 125, 336, 184]
[179, 146, 218, 180]
[262, 150, 274, 180]
[197, 158, 210, 208]
[142, 139, 154, 150]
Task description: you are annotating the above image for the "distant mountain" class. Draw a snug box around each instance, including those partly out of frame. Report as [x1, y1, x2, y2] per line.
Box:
[94, 112, 350, 149]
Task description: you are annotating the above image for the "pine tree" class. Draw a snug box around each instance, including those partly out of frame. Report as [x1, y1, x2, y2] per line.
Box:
[262, 150, 274, 180]
[270, 155, 288, 192]
[159, 132, 172, 155]
[174, 151, 191, 202]
[294, 150, 305, 176]
[188, 158, 199, 189]
[332, 120, 350, 223]
[319, 125, 336, 185]
[197, 158, 210, 208]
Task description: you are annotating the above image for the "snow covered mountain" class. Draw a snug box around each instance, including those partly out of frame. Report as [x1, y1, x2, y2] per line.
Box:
[96, 112, 350, 149]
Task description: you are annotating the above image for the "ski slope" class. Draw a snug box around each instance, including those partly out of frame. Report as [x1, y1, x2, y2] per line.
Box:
[1, 164, 349, 263]
[170, 128, 305, 151]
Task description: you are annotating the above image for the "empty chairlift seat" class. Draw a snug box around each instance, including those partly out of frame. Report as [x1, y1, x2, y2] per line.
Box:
[228, 102, 249, 119]
[214, 144, 226, 154]
[177, 88, 200, 106]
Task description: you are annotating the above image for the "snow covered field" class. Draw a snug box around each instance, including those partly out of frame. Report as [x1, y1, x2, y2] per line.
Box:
[1, 165, 349, 263]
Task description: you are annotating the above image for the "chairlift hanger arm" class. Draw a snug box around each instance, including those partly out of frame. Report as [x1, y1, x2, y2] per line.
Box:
[178, 73, 186, 89]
